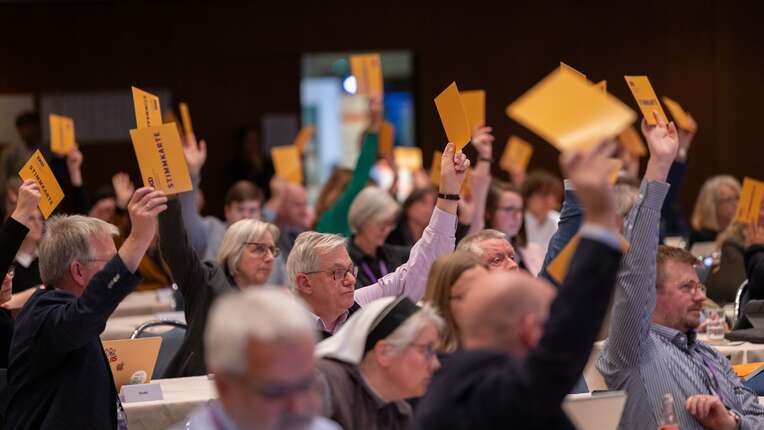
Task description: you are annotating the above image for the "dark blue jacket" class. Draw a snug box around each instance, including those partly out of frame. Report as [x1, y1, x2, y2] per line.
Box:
[414, 238, 622, 430]
[5, 256, 140, 429]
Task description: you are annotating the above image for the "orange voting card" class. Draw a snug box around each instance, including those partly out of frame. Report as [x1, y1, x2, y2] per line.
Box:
[623, 76, 669, 125]
[394, 147, 423, 171]
[547, 234, 630, 284]
[662, 97, 696, 132]
[736, 177, 764, 224]
[293, 126, 315, 153]
[350, 53, 383, 97]
[506, 67, 636, 152]
[500, 136, 534, 174]
[379, 121, 395, 157]
[129, 123, 193, 195]
[618, 125, 647, 157]
[434, 82, 472, 151]
[595, 80, 607, 94]
[560, 62, 587, 81]
[608, 158, 623, 184]
[460, 90, 485, 130]
[271, 145, 303, 184]
[179, 102, 193, 136]
[49, 114, 75, 155]
[132, 86, 163, 129]
[430, 150, 442, 186]
[18, 150, 64, 218]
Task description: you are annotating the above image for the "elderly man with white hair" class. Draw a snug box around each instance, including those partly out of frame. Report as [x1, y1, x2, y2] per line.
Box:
[456, 229, 519, 272]
[286, 142, 468, 338]
[173, 288, 340, 430]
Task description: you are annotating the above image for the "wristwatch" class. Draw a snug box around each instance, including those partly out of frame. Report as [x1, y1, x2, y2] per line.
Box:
[437, 193, 460, 201]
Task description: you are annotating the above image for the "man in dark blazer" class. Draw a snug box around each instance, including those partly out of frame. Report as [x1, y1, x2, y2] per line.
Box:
[4, 186, 167, 430]
[414, 141, 625, 430]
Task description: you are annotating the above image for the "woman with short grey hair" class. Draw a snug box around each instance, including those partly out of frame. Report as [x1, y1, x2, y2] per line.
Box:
[347, 186, 410, 289]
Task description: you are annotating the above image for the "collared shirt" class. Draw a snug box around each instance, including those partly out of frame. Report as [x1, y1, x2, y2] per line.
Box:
[173, 400, 341, 430]
[311, 206, 457, 334]
[597, 180, 764, 429]
[525, 209, 560, 256]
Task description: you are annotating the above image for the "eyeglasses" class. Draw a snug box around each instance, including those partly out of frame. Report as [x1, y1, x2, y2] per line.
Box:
[304, 265, 358, 282]
[244, 242, 280, 258]
[496, 206, 523, 215]
[487, 252, 516, 268]
[409, 342, 437, 361]
[237, 372, 320, 400]
[678, 282, 707, 296]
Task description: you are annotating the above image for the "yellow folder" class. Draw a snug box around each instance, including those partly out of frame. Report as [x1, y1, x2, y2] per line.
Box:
[500, 136, 533, 174]
[736, 177, 764, 224]
[623, 76, 669, 125]
[293, 126, 315, 153]
[131, 86, 163, 129]
[49, 114, 75, 156]
[430, 150, 442, 186]
[271, 145, 303, 184]
[129, 123, 193, 195]
[434, 82, 472, 151]
[662, 96, 696, 132]
[179, 102, 193, 136]
[379, 122, 394, 157]
[18, 150, 65, 219]
[350, 53, 383, 97]
[394, 147, 423, 171]
[460, 90, 485, 130]
[618, 125, 647, 157]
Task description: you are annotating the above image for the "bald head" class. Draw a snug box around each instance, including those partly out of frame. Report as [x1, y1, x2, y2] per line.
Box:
[458, 271, 555, 357]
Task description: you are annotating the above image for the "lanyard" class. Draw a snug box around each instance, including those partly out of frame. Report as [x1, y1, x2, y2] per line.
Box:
[695, 348, 727, 405]
[360, 260, 389, 284]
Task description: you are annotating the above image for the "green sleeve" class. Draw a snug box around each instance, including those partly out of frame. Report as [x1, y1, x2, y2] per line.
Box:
[315, 132, 379, 236]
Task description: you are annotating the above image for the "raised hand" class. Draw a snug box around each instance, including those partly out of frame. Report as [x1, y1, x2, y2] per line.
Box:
[66, 144, 84, 186]
[642, 111, 679, 182]
[470, 123, 494, 160]
[437, 143, 470, 214]
[559, 140, 617, 231]
[118, 187, 168, 272]
[112, 172, 135, 210]
[182, 133, 207, 176]
[10, 180, 41, 228]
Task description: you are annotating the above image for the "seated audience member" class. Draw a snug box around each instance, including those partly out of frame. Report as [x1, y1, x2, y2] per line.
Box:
[174, 288, 339, 430]
[423, 251, 488, 352]
[521, 170, 563, 256]
[689, 175, 741, 247]
[159, 187, 281, 377]
[485, 179, 544, 275]
[387, 187, 437, 248]
[5, 187, 167, 430]
[287, 143, 468, 337]
[733, 218, 764, 329]
[269, 181, 312, 258]
[415, 140, 624, 429]
[456, 229, 520, 272]
[316, 297, 443, 430]
[0, 180, 40, 367]
[346, 186, 410, 289]
[596, 114, 764, 429]
[316, 96, 381, 237]
[705, 221, 748, 304]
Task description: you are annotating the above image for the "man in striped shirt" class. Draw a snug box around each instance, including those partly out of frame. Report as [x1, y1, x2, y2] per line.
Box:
[597, 114, 764, 429]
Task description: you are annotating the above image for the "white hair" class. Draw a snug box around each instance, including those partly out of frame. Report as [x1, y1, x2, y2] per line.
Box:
[347, 186, 400, 234]
[216, 219, 279, 276]
[204, 287, 316, 375]
[456, 229, 508, 257]
[286, 231, 347, 290]
[38, 215, 119, 286]
[384, 304, 445, 353]
[614, 184, 640, 218]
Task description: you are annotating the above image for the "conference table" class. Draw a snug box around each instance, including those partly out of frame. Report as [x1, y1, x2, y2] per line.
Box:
[122, 375, 216, 430]
[585, 336, 764, 391]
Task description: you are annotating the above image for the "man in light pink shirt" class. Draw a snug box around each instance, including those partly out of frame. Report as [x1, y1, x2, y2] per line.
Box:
[286, 143, 468, 337]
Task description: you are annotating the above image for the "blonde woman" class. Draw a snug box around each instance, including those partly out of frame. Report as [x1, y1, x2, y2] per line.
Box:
[690, 175, 741, 246]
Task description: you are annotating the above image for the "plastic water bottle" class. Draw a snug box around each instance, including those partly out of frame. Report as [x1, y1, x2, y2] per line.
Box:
[659, 393, 679, 429]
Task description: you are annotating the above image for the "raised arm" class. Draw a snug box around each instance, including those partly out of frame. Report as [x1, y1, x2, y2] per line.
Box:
[0, 180, 39, 275]
[465, 124, 493, 235]
[42, 187, 166, 353]
[355, 142, 467, 305]
[179, 133, 210, 255]
[538, 180, 583, 283]
[601, 112, 677, 368]
[65, 144, 91, 215]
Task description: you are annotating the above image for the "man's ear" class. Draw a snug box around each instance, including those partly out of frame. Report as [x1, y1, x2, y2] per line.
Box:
[295, 273, 312, 295]
[69, 261, 86, 288]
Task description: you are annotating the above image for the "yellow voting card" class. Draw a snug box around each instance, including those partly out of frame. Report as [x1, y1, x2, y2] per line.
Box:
[49, 114, 75, 156]
[293, 126, 315, 153]
[394, 147, 423, 171]
[350, 53, 383, 97]
[623, 76, 669, 125]
[430, 150, 442, 186]
[608, 158, 623, 184]
[271, 145, 303, 184]
[460, 90, 485, 130]
[129, 123, 193, 195]
[379, 121, 395, 157]
[18, 150, 64, 219]
[736, 177, 764, 224]
[560, 62, 587, 81]
[662, 97, 696, 132]
[132, 86, 163, 129]
[506, 68, 636, 152]
[618, 125, 647, 157]
[500, 136, 533, 174]
[434, 82, 472, 151]
[179, 102, 193, 136]
[595, 80, 607, 94]
[547, 234, 630, 284]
